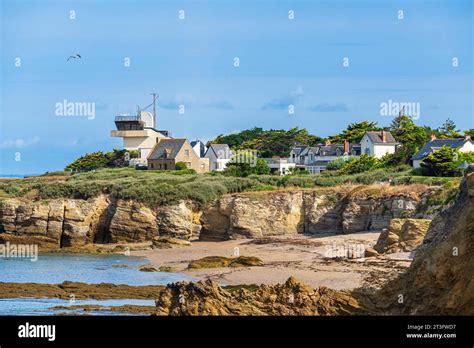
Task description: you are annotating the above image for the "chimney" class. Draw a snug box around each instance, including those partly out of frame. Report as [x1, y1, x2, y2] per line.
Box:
[381, 130, 387, 143]
[325, 139, 331, 146]
[431, 134, 437, 141]
[344, 139, 349, 154]
[465, 135, 471, 141]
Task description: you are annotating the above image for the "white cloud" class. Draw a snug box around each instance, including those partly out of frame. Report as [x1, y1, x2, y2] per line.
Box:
[0, 136, 40, 149]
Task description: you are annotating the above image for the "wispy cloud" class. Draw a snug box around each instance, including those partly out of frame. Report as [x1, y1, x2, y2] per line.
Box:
[261, 86, 304, 110]
[0, 136, 40, 149]
[309, 103, 349, 112]
[204, 100, 234, 110]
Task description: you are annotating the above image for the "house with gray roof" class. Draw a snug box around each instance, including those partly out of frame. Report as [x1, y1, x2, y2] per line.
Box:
[204, 144, 232, 171]
[360, 130, 399, 158]
[288, 140, 361, 174]
[411, 135, 474, 168]
[147, 138, 209, 173]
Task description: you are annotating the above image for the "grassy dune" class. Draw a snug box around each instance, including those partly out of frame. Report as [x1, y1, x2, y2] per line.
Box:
[0, 167, 460, 208]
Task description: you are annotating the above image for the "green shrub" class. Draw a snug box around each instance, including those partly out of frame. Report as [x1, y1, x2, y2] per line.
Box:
[326, 156, 356, 171]
[65, 149, 139, 172]
[175, 162, 188, 170]
[341, 154, 380, 174]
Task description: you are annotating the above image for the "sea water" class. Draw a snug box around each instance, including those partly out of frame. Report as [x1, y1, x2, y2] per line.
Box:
[0, 253, 192, 315]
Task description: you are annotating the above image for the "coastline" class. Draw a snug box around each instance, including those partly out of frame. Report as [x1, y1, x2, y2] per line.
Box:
[132, 231, 411, 289]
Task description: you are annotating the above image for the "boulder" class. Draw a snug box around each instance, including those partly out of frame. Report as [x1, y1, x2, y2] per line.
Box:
[152, 236, 191, 249]
[374, 218, 431, 254]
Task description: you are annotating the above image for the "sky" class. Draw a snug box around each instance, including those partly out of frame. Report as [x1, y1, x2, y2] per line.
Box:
[0, 0, 473, 174]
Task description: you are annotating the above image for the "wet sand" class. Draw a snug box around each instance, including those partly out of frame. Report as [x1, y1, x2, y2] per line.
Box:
[133, 231, 412, 290]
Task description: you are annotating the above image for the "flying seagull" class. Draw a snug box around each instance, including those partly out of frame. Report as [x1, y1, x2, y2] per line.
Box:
[67, 54, 82, 61]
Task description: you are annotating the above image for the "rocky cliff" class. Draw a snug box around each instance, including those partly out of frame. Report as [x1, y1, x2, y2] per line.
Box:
[153, 171, 473, 316]
[375, 169, 474, 315]
[200, 185, 429, 240]
[0, 184, 431, 249]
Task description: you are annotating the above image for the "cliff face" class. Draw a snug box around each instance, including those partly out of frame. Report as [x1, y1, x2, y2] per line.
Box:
[0, 185, 430, 249]
[376, 170, 474, 315]
[199, 187, 426, 240]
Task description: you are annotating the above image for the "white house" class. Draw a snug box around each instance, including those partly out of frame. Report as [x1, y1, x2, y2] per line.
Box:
[111, 111, 170, 166]
[411, 135, 474, 168]
[360, 131, 398, 159]
[264, 158, 296, 175]
[204, 144, 232, 171]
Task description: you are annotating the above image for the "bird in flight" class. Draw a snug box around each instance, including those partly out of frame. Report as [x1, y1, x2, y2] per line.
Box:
[67, 54, 82, 61]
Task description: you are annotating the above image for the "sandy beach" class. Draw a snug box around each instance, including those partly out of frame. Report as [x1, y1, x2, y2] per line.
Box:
[133, 231, 412, 290]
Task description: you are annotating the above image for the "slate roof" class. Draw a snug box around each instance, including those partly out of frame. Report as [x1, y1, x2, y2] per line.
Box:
[206, 144, 232, 159]
[290, 143, 361, 157]
[290, 145, 307, 156]
[299, 146, 319, 156]
[412, 138, 473, 160]
[364, 131, 398, 144]
[148, 139, 187, 160]
[190, 140, 206, 157]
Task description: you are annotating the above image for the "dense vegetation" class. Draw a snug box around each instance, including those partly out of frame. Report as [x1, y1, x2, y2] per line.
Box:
[0, 166, 461, 207]
[208, 127, 321, 157]
[65, 149, 139, 172]
[208, 117, 472, 170]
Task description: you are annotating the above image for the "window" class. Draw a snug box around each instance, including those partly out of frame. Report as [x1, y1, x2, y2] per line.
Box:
[365, 148, 371, 155]
[158, 164, 161, 169]
[150, 163, 154, 169]
[187, 162, 191, 168]
[185, 150, 190, 157]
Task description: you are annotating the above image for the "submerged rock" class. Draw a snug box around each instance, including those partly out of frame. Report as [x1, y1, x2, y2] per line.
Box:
[152, 236, 191, 249]
[187, 256, 263, 269]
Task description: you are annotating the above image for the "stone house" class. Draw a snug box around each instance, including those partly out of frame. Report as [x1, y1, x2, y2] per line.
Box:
[147, 138, 209, 173]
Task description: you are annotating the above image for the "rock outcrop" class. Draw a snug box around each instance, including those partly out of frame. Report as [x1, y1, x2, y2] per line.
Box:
[155, 202, 201, 240]
[376, 169, 474, 315]
[0, 184, 432, 249]
[200, 186, 428, 241]
[374, 218, 432, 254]
[107, 200, 157, 243]
[154, 277, 371, 316]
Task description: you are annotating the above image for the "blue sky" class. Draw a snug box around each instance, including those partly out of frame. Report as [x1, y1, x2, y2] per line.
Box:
[0, 0, 473, 174]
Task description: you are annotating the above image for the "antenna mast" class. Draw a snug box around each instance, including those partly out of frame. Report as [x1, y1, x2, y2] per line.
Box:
[150, 93, 158, 128]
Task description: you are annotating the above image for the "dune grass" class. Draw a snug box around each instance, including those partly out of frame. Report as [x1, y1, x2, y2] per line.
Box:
[0, 167, 460, 207]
